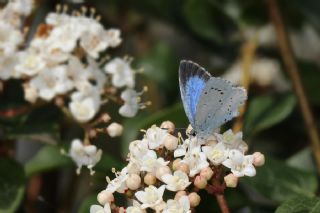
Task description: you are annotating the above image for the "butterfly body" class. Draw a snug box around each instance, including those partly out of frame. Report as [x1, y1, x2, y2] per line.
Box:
[179, 60, 247, 140]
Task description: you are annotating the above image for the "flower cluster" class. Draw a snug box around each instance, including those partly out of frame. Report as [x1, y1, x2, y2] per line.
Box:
[91, 121, 265, 212]
[0, 1, 146, 122]
[0, 1, 148, 174]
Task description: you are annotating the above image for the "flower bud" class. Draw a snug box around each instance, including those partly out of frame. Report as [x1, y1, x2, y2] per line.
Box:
[188, 192, 201, 207]
[126, 174, 141, 190]
[224, 173, 239, 188]
[97, 190, 114, 205]
[101, 113, 111, 123]
[172, 158, 181, 171]
[194, 175, 207, 189]
[54, 97, 64, 107]
[89, 129, 97, 138]
[156, 166, 171, 180]
[200, 167, 214, 180]
[177, 162, 190, 174]
[144, 173, 156, 185]
[164, 135, 178, 151]
[107, 122, 123, 137]
[160, 121, 175, 134]
[119, 207, 125, 213]
[174, 191, 187, 200]
[253, 152, 265, 167]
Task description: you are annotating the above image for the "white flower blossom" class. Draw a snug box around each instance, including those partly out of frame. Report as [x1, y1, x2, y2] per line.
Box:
[161, 171, 191, 191]
[69, 87, 101, 122]
[106, 167, 128, 193]
[0, 21, 23, 54]
[126, 200, 146, 213]
[182, 146, 209, 177]
[139, 150, 169, 174]
[29, 65, 73, 101]
[135, 185, 166, 210]
[90, 203, 111, 213]
[105, 58, 135, 88]
[119, 88, 141, 117]
[8, 0, 34, 16]
[202, 142, 228, 165]
[144, 125, 169, 150]
[222, 149, 256, 177]
[15, 51, 46, 76]
[215, 130, 248, 153]
[0, 54, 19, 80]
[163, 196, 191, 213]
[129, 139, 149, 160]
[69, 139, 102, 175]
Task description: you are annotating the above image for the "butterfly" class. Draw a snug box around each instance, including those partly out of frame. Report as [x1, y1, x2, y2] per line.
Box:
[179, 60, 247, 140]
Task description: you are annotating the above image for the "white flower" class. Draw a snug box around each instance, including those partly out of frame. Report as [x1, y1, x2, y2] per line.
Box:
[144, 125, 169, 150]
[202, 142, 228, 165]
[23, 83, 38, 103]
[119, 88, 141, 117]
[215, 130, 248, 153]
[182, 146, 209, 177]
[105, 58, 135, 88]
[222, 149, 256, 177]
[161, 171, 191, 191]
[15, 51, 46, 76]
[90, 203, 111, 213]
[0, 53, 19, 80]
[8, 0, 34, 16]
[0, 21, 23, 54]
[106, 167, 128, 193]
[135, 185, 166, 210]
[139, 150, 169, 174]
[163, 196, 191, 213]
[69, 139, 102, 175]
[29, 65, 73, 101]
[105, 29, 122, 47]
[174, 138, 191, 158]
[129, 140, 149, 160]
[126, 200, 146, 213]
[69, 87, 101, 122]
[107, 122, 123, 137]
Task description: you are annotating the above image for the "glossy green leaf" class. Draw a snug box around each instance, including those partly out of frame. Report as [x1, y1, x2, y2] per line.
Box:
[0, 158, 26, 213]
[286, 148, 316, 172]
[25, 145, 73, 176]
[243, 93, 296, 137]
[276, 195, 320, 213]
[241, 157, 317, 203]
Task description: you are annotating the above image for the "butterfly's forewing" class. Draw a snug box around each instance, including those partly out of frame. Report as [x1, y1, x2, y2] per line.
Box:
[195, 77, 247, 136]
[179, 60, 210, 127]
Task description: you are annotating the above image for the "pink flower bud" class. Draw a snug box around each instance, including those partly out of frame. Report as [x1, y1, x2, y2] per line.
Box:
[177, 162, 190, 174]
[253, 152, 265, 167]
[107, 122, 123, 137]
[126, 174, 141, 190]
[200, 167, 214, 180]
[164, 135, 178, 151]
[174, 191, 187, 200]
[156, 166, 171, 180]
[119, 207, 125, 213]
[101, 113, 111, 123]
[224, 173, 239, 188]
[144, 173, 156, 185]
[172, 158, 181, 171]
[97, 190, 114, 205]
[160, 121, 175, 134]
[194, 175, 207, 189]
[188, 192, 201, 207]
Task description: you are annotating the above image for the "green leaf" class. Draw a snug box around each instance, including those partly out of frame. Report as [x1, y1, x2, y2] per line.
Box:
[183, 0, 224, 42]
[276, 195, 320, 213]
[241, 157, 318, 203]
[25, 145, 73, 176]
[0, 158, 26, 213]
[286, 148, 316, 172]
[243, 93, 296, 137]
[300, 62, 320, 106]
[78, 195, 97, 213]
[291, 0, 320, 31]
[95, 154, 125, 172]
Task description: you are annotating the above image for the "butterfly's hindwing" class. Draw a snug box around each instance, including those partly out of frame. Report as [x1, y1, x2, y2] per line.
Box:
[195, 77, 247, 135]
[179, 60, 210, 126]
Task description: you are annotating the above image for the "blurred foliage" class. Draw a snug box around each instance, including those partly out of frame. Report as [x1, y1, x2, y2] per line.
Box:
[1, 0, 320, 212]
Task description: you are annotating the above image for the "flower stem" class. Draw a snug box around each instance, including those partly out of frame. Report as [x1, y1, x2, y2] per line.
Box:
[266, 0, 320, 173]
[215, 194, 230, 213]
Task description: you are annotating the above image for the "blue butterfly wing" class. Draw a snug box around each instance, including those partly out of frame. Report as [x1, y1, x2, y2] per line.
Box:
[179, 60, 210, 127]
[195, 77, 247, 136]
